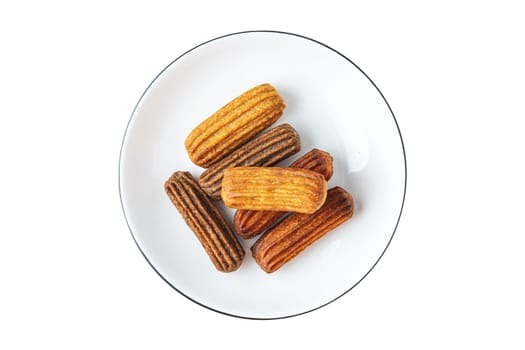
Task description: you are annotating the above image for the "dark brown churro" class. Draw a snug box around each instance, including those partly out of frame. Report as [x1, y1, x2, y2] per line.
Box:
[199, 123, 301, 200]
[164, 171, 244, 272]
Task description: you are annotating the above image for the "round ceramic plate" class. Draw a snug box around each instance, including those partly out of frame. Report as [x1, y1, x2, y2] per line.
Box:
[119, 31, 406, 319]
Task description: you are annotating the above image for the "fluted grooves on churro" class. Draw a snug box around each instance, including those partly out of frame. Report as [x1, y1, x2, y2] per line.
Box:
[199, 124, 301, 200]
[288, 148, 333, 181]
[251, 187, 354, 273]
[234, 149, 333, 238]
[221, 167, 327, 214]
[259, 203, 350, 270]
[185, 84, 285, 168]
[164, 171, 244, 272]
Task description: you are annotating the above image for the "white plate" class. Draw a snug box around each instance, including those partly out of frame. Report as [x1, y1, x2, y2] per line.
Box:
[119, 31, 406, 319]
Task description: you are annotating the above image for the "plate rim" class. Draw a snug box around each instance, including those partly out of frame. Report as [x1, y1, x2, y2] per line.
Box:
[118, 29, 407, 320]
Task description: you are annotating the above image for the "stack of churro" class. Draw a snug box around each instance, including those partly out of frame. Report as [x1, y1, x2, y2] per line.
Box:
[164, 83, 354, 273]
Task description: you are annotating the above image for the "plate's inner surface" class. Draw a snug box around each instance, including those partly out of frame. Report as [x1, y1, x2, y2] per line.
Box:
[120, 32, 405, 318]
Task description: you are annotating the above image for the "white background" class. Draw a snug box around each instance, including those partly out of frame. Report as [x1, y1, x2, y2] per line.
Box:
[1, 1, 524, 349]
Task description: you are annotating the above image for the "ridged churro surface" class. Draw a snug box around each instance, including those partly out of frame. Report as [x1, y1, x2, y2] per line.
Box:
[221, 167, 327, 214]
[198, 124, 300, 200]
[185, 83, 285, 168]
[164, 171, 244, 272]
[234, 149, 333, 239]
[251, 187, 354, 273]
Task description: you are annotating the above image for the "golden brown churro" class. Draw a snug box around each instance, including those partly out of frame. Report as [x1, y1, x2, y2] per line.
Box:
[221, 167, 327, 214]
[233, 149, 333, 238]
[185, 83, 285, 168]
